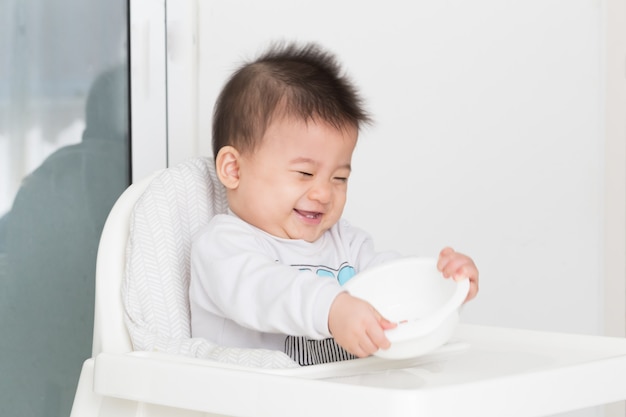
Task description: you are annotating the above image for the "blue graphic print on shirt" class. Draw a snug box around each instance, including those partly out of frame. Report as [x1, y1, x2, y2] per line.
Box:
[295, 262, 356, 285]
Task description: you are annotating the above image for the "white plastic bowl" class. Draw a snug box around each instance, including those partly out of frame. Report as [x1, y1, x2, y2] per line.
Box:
[343, 257, 470, 359]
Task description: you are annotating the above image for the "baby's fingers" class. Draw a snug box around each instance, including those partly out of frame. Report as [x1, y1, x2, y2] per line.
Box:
[344, 324, 388, 358]
[369, 310, 394, 350]
[356, 335, 380, 357]
[466, 280, 479, 302]
[438, 248, 473, 279]
[450, 262, 474, 282]
[437, 247, 456, 275]
[437, 247, 479, 302]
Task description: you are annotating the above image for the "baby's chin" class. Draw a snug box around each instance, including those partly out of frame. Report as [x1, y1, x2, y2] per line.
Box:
[283, 226, 329, 243]
[291, 226, 332, 243]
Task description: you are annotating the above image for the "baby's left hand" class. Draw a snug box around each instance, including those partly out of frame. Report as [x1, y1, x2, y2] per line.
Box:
[437, 247, 479, 302]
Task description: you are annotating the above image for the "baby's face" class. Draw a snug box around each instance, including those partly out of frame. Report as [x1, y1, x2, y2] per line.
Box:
[232, 117, 357, 242]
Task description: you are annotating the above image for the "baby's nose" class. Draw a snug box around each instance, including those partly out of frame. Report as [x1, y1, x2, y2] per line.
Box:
[308, 181, 332, 203]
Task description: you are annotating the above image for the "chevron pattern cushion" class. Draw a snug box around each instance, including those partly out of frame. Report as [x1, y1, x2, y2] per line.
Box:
[122, 157, 298, 368]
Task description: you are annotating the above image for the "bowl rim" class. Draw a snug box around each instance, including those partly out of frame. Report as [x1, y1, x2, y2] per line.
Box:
[343, 256, 470, 343]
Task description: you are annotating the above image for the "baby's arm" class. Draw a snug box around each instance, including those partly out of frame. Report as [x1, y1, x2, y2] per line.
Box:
[191, 216, 343, 339]
[437, 247, 479, 302]
[327, 292, 396, 358]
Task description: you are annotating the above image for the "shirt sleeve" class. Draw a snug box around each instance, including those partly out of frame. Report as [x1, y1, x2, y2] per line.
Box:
[190, 215, 344, 339]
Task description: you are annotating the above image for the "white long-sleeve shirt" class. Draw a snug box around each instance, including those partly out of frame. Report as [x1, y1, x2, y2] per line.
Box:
[189, 213, 400, 358]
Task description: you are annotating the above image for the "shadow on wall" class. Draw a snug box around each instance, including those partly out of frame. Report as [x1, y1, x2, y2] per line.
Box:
[0, 65, 130, 417]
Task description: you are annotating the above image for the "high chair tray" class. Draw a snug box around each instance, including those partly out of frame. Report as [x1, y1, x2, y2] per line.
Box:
[92, 324, 626, 417]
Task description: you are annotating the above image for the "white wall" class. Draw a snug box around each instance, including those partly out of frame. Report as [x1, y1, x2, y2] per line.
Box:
[145, 1, 626, 416]
[164, 0, 607, 338]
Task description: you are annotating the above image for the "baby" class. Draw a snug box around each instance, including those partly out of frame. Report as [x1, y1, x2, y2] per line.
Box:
[189, 42, 478, 366]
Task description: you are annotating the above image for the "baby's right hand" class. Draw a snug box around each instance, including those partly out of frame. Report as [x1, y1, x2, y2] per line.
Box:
[328, 292, 396, 357]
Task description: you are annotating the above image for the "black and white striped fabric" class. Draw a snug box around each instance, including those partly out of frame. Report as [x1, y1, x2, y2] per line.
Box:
[285, 336, 357, 366]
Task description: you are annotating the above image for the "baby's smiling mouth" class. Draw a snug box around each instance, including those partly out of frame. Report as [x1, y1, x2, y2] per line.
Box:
[294, 209, 322, 220]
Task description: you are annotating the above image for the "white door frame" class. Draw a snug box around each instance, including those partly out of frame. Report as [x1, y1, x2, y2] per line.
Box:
[604, 0, 626, 341]
[129, 0, 168, 181]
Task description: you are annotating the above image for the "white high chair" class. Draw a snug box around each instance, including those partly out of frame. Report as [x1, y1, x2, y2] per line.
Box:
[71, 157, 626, 417]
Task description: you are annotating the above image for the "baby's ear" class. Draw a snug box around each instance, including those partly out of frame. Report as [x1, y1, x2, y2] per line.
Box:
[215, 146, 241, 189]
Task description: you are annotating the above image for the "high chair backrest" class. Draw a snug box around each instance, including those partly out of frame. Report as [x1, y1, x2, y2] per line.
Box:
[92, 171, 157, 355]
[93, 157, 296, 367]
[125, 157, 229, 355]
[92, 157, 227, 355]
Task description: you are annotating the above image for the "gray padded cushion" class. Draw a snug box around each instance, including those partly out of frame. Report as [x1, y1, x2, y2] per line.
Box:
[122, 157, 297, 368]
